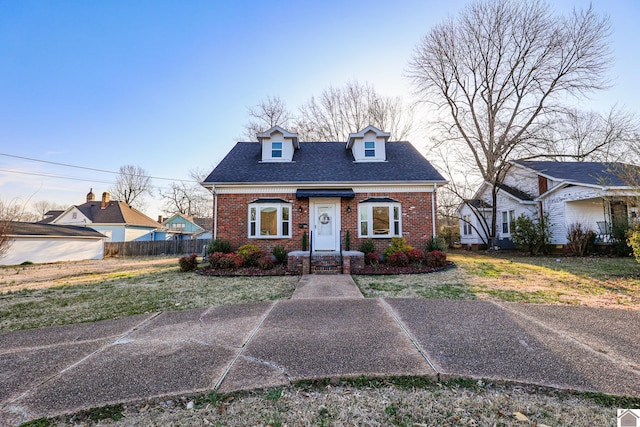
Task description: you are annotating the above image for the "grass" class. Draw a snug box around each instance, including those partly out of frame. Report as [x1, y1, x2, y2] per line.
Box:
[0, 266, 297, 333]
[355, 250, 640, 306]
[28, 376, 640, 426]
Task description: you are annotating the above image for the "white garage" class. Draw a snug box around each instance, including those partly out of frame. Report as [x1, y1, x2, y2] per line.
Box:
[0, 222, 105, 266]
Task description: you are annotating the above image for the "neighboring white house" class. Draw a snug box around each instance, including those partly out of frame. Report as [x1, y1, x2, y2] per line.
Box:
[52, 190, 163, 242]
[459, 161, 640, 249]
[0, 222, 105, 266]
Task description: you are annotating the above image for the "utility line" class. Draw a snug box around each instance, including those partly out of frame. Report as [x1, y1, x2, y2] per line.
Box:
[0, 152, 198, 183]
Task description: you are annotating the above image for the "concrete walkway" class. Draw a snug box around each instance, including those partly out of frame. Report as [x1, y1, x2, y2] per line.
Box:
[291, 274, 364, 299]
[2, 275, 640, 425]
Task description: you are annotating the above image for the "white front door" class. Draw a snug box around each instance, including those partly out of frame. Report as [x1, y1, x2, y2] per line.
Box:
[313, 202, 338, 251]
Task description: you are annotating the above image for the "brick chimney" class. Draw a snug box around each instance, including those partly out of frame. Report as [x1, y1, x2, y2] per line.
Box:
[158, 215, 163, 223]
[101, 192, 110, 209]
[86, 188, 95, 202]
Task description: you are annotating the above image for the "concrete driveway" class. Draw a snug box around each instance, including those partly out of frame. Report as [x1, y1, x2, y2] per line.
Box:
[1, 274, 639, 425]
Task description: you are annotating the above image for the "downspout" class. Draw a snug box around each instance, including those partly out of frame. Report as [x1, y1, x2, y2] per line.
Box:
[213, 190, 218, 240]
[432, 183, 437, 238]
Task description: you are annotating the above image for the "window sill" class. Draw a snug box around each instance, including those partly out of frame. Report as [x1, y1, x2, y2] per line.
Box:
[249, 236, 292, 239]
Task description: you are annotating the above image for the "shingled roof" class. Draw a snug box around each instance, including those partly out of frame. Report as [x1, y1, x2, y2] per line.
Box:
[3, 222, 105, 238]
[75, 201, 160, 227]
[513, 161, 639, 187]
[204, 141, 446, 184]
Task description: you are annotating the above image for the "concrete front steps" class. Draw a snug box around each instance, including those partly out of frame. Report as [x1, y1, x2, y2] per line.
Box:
[287, 251, 365, 275]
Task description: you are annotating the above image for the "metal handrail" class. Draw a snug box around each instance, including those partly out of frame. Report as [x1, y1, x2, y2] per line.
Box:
[308, 230, 313, 274]
[339, 229, 344, 274]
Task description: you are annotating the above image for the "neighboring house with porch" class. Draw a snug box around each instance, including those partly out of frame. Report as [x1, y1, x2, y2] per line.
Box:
[201, 125, 446, 271]
[459, 161, 640, 249]
[51, 190, 163, 242]
[159, 213, 206, 240]
[0, 222, 105, 266]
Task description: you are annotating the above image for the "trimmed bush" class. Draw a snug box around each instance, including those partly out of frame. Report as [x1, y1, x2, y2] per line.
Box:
[257, 255, 275, 270]
[359, 239, 376, 254]
[388, 251, 409, 267]
[272, 245, 287, 265]
[208, 239, 232, 254]
[217, 253, 244, 270]
[237, 244, 265, 266]
[426, 250, 447, 268]
[512, 212, 552, 255]
[365, 252, 381, 265]
[405, 248, 425, 264]
[344, 230, 351, 251]
[383, 237, 412, 258]
[209, 252, 243, 270]
[178, 254, 198, 272]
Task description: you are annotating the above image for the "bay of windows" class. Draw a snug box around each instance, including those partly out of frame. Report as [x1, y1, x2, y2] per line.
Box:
[249, 202, 291, 238]
[359, 202, 401, 238]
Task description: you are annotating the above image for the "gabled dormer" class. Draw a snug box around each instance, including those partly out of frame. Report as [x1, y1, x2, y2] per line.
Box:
[346, 125, 390, 162]
[257, 125, 299, 162]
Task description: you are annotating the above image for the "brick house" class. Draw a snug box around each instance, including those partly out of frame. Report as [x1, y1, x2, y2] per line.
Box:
[201, 126, 446, 269]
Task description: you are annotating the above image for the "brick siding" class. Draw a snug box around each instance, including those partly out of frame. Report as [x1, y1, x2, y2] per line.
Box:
[214, 192, 437, 253]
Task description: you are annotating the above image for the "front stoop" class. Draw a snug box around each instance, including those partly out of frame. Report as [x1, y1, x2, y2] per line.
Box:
[287, 251, 364, 275]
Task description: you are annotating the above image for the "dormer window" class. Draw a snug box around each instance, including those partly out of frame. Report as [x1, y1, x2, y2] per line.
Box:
[364, 141, 375, 157]
[257, 126, 299, 162]
[346, 125, 390, 162]
[272, 142, 283, 158]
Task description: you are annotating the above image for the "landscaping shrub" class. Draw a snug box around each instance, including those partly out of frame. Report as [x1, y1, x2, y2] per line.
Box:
[426, 250, 447, 268]
[611, 222, 633, 257]
[629, 224, 640, 263]
[405, 248, 425, 264]
[257, 255, 275, 270]
[425, 236, 447, 252]
[178, 254, 198, 272]
[209, 252, 243, 269]
[365, 252, 381, 265]
[237, 244, 265, 266]
[512, 212, 552, 255]
[388, 251, 409, 267]
[359, 238, 376, 254]
[566, 223, 596, 256]
[344, 230, 351, 251]
[208, 239, 232, 254]
[272, 245, 287, 265]
[217, 253, 244, 270]
[302, 231, 308, 251]
[383, 237, 412, 258]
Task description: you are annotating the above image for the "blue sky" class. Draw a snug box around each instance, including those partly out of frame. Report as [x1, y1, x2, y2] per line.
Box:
[1, 0, 638, 217]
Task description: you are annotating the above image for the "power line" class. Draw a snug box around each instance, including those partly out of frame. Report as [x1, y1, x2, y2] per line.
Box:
[0, 152, 199, 183]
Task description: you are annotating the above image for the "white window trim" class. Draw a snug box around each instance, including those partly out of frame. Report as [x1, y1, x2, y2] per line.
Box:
[271, 141, 283, 158]
[364, 141, 375, 157]
[501, 210, 515, 236]
[248, 202, 292, 239]
[462, 214, 473, 236]
[358, 202, 402, 238]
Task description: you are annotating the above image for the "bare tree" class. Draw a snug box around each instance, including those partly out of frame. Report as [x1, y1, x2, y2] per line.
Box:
[0, 198, 27, 258]
[407, 0, 611, 241]
[31, 200, 66, 221]
[109, 165, 152, 210]
[534, 106, 640, 162]
[242, 96, 294, 141]
[161, 168, 212, 217]
[296, 81, 413, 141]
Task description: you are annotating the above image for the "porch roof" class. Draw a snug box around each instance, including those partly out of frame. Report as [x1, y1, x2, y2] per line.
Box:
[295, 189, 355, 198]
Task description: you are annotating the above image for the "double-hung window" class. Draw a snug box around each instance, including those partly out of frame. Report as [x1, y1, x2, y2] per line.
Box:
[271, 142, 283, 158]
[462, 214, 472, 236]
[364, 141, 375, 157]
[501, 210, 515, 235]
[248, 201, 291, 238]
[359, 200, 401, 238]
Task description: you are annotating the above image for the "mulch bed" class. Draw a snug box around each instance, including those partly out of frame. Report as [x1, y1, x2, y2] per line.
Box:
[197, 262, 455, 276]
[352, 261, 455, 275]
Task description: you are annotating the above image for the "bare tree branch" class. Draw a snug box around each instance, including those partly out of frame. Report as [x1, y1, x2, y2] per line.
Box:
[109, 165, 152, 210]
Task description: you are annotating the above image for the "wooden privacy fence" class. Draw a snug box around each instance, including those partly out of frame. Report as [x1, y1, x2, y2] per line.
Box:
[105, 239, 212, 257]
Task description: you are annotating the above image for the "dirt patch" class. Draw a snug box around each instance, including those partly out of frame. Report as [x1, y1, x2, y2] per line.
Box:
[0, 257, 179, 293]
